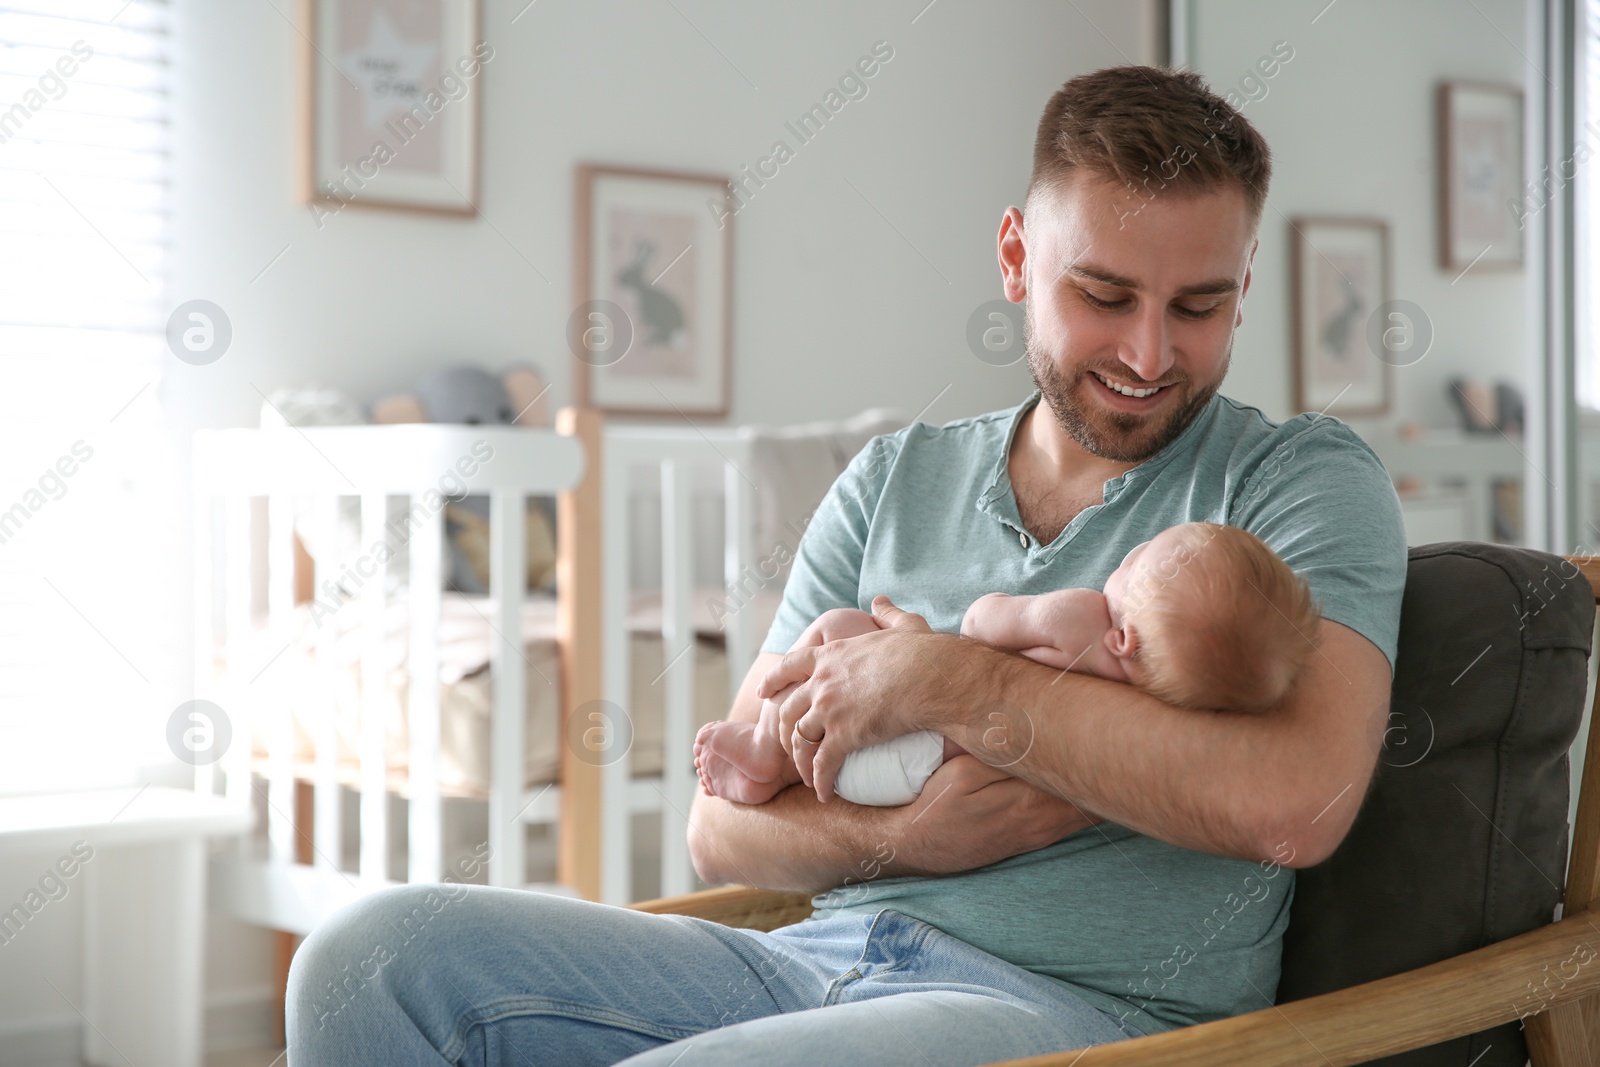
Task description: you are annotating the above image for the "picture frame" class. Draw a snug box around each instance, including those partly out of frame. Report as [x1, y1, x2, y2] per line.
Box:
[1437, 81, 1524, 271]
[573, 164, 734, 418]
[1289, 216, 1391, 418]
[301, 0, 485, 216]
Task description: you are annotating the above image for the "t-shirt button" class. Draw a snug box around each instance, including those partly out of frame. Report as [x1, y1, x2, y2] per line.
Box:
[1019, 531, 1030, 548]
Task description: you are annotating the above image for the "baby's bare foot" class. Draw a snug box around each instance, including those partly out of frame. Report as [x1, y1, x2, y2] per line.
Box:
[694, 720, 799, 805]
[695, 748, 786, 805]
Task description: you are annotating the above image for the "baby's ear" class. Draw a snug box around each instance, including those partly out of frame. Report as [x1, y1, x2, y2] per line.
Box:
[1104, 622, 1139, 660]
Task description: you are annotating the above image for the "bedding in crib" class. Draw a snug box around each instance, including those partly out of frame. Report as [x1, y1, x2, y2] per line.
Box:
[230, 588, 780, 798]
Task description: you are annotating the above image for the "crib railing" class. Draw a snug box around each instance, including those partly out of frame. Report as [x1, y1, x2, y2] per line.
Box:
[193, 410, 763, 925]
[193, 421, 590, 904]
[602, 426, 756, 902]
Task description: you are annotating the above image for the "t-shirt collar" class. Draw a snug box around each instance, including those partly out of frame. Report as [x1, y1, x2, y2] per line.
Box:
[977, 387, 1222, 539]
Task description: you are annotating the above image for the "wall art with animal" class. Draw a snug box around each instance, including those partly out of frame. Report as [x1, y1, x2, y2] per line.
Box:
[574, 164, 734, 417]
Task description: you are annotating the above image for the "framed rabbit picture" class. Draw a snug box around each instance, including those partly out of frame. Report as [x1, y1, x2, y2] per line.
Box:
[572, 164, 735, 417]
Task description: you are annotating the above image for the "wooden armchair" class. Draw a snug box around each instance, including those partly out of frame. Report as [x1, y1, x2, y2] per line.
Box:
[631, 544, 1600, 1065]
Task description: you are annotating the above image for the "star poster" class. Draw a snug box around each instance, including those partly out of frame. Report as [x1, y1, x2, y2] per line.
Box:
[304, 0, 486, 214]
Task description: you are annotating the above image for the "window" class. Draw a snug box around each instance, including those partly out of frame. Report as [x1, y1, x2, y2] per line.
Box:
[1580, 0, 1600, 411]
[0, 1, 170, 791]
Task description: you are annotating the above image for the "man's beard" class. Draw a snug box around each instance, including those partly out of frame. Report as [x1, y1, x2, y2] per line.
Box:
[1024, 307, 1228, 464]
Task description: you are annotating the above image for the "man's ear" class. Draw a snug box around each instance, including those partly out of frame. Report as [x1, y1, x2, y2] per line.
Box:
[1237, 236, 1258, 327]
[1104, 621, 1139, 660]
[999, 206, 1028, 303]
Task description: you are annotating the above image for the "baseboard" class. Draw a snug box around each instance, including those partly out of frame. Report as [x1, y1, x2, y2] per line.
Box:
[0, 987, 278, 1067]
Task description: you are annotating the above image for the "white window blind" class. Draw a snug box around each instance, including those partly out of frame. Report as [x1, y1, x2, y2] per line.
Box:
[0, 0, 170, 791]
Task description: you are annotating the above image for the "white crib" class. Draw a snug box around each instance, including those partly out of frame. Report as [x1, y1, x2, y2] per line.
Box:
[192, 408, 762, 940]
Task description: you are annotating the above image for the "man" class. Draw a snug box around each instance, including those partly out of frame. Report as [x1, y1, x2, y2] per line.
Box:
[287, 66, 1405, 1066]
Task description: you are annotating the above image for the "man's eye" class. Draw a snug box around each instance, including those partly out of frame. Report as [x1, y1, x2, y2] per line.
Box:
[1175, 303, 1222, 320]
[1082, 290, 1129, 310]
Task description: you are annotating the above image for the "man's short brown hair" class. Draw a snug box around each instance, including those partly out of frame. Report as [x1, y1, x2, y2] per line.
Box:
[1027, 65, 1272, 223]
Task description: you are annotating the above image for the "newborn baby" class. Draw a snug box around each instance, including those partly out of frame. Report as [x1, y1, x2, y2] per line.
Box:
[694, 521, 1321, 807]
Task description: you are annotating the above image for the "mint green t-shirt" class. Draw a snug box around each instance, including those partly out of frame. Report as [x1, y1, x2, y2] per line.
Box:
[760, 389, 1408, 1036]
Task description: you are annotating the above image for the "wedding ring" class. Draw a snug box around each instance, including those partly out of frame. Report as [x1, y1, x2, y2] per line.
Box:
[794, 727, 821, 746]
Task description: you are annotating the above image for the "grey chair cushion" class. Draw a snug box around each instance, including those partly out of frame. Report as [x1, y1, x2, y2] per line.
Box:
[1275, 542, 1593, 1066]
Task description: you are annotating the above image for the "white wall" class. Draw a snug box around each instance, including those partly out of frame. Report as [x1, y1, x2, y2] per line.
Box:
[163, 0, 1152, 438]
[1187, 0, 1529, 431]
[0, 4, 1159, 1063]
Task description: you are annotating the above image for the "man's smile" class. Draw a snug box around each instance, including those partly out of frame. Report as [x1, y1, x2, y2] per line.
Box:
[1089, 370, 1176, 407]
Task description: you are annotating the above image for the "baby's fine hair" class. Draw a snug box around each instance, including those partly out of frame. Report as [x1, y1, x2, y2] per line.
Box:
[1130, 523, 1320, 712]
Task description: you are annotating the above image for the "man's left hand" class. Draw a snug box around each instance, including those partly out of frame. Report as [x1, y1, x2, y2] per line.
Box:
[756, 595, 968, 802]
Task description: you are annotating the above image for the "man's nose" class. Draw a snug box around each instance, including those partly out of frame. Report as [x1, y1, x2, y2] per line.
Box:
[1117, 306, 1174, 383]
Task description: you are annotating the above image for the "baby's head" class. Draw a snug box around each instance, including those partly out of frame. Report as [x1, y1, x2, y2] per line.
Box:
[1102, 522, 1320, 712]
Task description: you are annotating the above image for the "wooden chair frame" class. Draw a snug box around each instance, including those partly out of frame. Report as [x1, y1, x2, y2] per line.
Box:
[628, 556, 1600, 1066]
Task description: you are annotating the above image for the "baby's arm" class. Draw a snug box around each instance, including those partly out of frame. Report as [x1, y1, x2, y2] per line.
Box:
[796, 607, 885, 648]
[962, 589, 1129, 681]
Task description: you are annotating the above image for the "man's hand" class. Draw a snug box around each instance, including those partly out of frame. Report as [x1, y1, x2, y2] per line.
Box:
[758, 595, 969, 802]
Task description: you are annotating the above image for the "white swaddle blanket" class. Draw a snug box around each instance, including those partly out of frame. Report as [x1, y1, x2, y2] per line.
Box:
[833, 730, 946, 806]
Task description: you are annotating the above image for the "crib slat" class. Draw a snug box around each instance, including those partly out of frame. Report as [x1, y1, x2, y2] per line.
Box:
[358, 493, 389, 882]
[267, 496, 297, 620]
[223, 496, 254, 843]
[223, 497, 253, 679]
[407, 498, 443, 884]
[722, 450, 758, 695]
[659, 461, 695, 897]
[192, 493, 216, 798]
[488, 489, 526, 889]
[313, 496, 343, 873]
[600, 459, 633, 906]
[266, 495, 297, 864]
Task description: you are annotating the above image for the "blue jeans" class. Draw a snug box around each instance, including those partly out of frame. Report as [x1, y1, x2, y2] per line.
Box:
[286, 884, 1141, 1066]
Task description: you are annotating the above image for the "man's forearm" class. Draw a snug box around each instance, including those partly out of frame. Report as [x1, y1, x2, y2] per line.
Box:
[944, 644, 1271, 858]
[935, 628, 1388, 866]
[688, 785, 908, 894]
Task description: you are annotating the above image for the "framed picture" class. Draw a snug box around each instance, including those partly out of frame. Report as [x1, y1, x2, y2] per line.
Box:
[301, 0, 485, 215]
[573, 164, 734, 417]
[1438, 81, 1524, 271]
[1290, 217, 1390, 417]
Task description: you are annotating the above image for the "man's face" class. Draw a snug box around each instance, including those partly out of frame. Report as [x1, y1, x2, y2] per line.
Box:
[1007, 171, 1258, 463]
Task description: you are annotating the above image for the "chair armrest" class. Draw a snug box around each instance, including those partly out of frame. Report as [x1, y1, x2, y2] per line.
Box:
[628, 885, 814, 931]
[988, 909, 1600, 1066]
